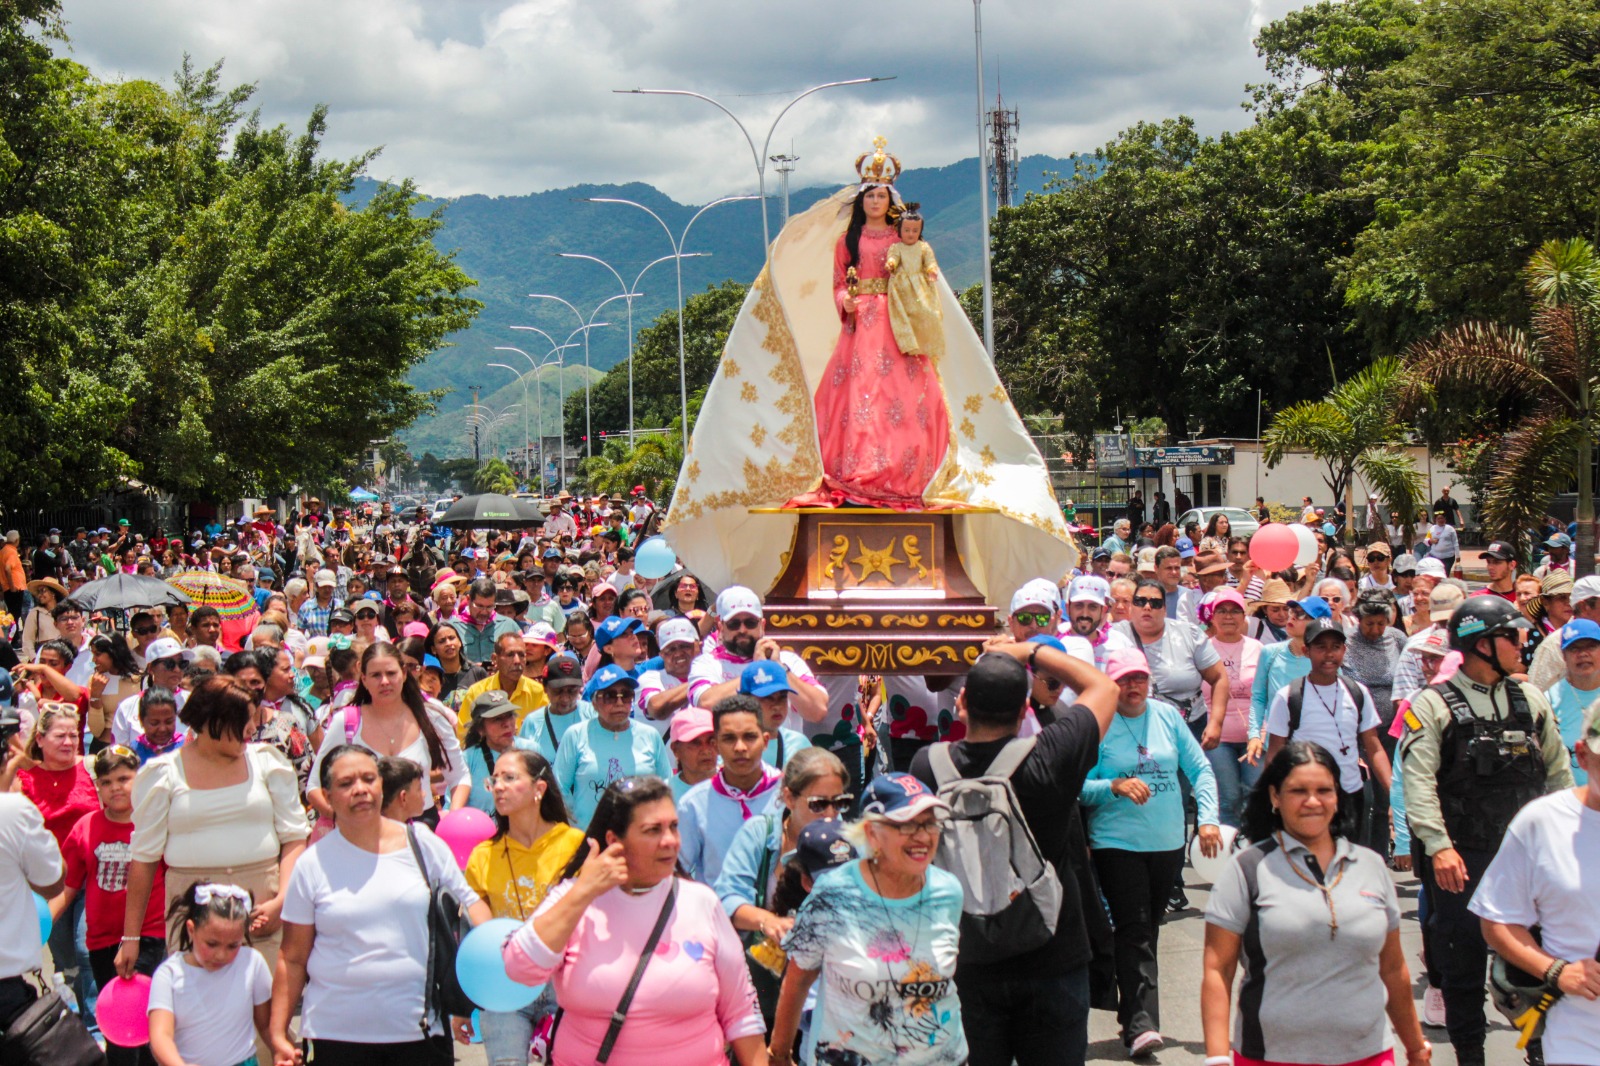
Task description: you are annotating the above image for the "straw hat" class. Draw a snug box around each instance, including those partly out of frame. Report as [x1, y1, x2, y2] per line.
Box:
[1249, 578, 1294, 613]
[26, 576, 68, 601]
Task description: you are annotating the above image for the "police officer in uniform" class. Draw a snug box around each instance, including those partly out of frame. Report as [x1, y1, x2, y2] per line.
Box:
[1400, 597, 1574, 1066]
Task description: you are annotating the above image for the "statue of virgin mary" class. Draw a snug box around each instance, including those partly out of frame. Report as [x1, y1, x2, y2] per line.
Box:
[663, 137, 1074, 605]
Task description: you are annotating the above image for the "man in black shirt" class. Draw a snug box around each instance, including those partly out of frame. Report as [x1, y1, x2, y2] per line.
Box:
[1432, 485, 1463, 528]
[910, 638, 1118, 1066]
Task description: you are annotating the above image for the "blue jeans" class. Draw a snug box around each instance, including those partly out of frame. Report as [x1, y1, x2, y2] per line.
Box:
[959, 965, 1090, 1066]
[47, 892, 96, 1030]
[1205, 740, 1261, 829]
[478, 996, 548, 1066]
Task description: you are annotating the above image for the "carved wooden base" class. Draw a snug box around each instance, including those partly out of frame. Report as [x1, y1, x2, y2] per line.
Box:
[755, 508, 999, 675]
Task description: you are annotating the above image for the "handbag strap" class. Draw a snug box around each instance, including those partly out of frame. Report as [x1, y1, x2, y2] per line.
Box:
[595, 878, 677, 1064]
[405, 824, 437, 1036]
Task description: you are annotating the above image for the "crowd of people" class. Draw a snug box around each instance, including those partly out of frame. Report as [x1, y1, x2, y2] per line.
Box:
[0, 488, 1595, 1066]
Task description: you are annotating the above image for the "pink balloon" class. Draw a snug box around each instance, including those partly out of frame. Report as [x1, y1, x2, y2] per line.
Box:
[1248, 524, 1298, 572]
[97, 974, 151, 1048]
[436, 807, 496, 867]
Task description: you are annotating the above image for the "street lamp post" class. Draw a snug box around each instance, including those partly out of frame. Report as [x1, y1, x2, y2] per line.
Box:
[486, 362, 530, 484]
[508, 325, 601, 489]
[555, 251, 710, 442]
[582, 197, 755, 450]
[524, 292, 625, 460]
[496, 342, 579, 495]
[973, 0, 995, 360]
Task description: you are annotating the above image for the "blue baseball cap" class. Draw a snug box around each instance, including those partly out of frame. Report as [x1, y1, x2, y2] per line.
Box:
[1025, 634, 1067, 655]
[542, 547, 563, 559]
[1547, 532, 1574, 550]
[1175, 537, 1196, 559]
[587, 663, 640, 696]
[739, 661, 794, 698]
[1562, 619, 1600, 650]
[1293, 596, 1333, 620]
[421, 654, 443, 675]
[594, 614, 647, 650]
[861, 773, 950, 823]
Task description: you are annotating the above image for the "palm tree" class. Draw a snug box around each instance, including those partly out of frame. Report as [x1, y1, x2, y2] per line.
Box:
[1408, 238, 1600, 574]
[1263, 357, 1426, 540]
[472, 458, 517, 495]
[577, 433, 684, 503]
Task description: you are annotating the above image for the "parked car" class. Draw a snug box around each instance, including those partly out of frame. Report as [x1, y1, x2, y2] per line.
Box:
[429, 497, 456, 523]
[1175, 506, 1261, 540]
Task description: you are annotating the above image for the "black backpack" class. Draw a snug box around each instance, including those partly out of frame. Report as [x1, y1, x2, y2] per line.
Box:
[406, 825, 478, 1026]
[1284, 676, 1368, 739]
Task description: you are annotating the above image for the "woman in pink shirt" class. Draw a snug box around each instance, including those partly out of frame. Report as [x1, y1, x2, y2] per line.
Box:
[1200, 588, 1263, 828]
[503, 776, 766, 1066]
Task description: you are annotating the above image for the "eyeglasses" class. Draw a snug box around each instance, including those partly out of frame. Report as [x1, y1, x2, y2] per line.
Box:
[1131, 597, 1165, 610]
[1012, 611, 1051, 627]
[1040, 676, 1063, 691]
[149, 657, 182, 671]
[354, 610, 378, 619]
[1367, 554, 1388, 563]
[883, 816, 947, 838]
[724, 616, 761, 630]
[594, 688, 634, 704]
[804, 794, 855, 814]
[132, 626, 159, 637]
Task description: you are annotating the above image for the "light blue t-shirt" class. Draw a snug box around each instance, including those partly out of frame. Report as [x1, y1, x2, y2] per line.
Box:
[1081, 698, 1219, 852]
[460, 739, 547, 815]
[762, 727, 812, 769]
[677, 776, 782, 884]
[713, 812, 786, 918]
[1251, 641, 1312, 736]
[785, 861, 968, 1066]
[516, 701, 596, 764]
[552, 718, 671, 828]
[1545, 679, 1600, 786]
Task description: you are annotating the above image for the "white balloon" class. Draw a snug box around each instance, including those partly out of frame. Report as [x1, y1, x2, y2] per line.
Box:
[1188, 824, 1241, 886]
[1291, 524, 1319, 567]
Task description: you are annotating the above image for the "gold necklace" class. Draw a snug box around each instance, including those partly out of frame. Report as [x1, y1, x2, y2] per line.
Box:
[1275, 832, 1346, 939]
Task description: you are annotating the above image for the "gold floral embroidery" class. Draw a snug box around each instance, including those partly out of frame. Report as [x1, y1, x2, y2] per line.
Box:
[963, 394, 984, 414]
[959, 417, 976, 439]
[740, 382, 759, 404]
[750, 424, 767, 447]
[724, 359, 741, 378]
[979, 444, 998, 465]
[991, 384, 1008, 403]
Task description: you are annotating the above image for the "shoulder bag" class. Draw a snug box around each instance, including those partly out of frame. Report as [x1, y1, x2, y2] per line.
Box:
[406, 824, 479, 1028]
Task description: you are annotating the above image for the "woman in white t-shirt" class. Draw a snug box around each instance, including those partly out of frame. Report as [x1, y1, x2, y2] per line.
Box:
[271, 745, 490, 1066]
[307, 643, 466, 827]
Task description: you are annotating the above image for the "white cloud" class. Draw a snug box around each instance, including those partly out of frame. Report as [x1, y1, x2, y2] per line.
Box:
[56, 0, 1308, 200]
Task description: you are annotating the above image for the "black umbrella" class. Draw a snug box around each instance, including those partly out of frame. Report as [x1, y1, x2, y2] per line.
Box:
[438, 493, 545, 531]
[73, 572, 195, 611]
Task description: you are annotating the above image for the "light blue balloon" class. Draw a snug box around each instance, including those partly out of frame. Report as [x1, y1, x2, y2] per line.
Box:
[634, 536, 677, 580]
[469, 1010, 482, 1045]
[456, 918, 540, 1012]
[34, 894, 50, 943]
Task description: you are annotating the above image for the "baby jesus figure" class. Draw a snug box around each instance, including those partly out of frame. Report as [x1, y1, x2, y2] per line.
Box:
[884, 203, 944, 363]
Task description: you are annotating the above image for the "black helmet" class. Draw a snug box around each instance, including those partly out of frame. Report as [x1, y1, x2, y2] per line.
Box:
[1448, 596, 1531, 651]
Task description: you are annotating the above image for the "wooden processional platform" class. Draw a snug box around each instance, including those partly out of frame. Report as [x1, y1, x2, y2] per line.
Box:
[751, 508, 998, 676]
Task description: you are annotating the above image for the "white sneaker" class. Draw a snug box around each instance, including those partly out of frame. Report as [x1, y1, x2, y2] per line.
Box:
[1423, 986, 1447, 1028]
[1129, 1031, 1165, 1059]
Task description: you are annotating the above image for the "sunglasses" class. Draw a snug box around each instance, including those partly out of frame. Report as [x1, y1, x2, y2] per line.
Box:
[723, 616, 761, 630]
[1131, 596, 1165, 610]
[1040, 676, 1063, 691]
[1012, 611, 1051, 627]
[594, 688, 635, 704]
[1367, 554, 1388, 563]
[132, 626, 159, 636]
[149, 657, 183, 671]
[354, 609, 378, 619]
[804, 794, 856, 814]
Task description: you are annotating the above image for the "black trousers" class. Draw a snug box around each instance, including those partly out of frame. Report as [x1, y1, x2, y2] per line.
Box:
[304, 1036, 453, 1066]
[959, 967, 1089, 1066]
[90, 937, 166, 1066]
[1092, 848, 1185, 1043]
[0, 975, 36, 1031]
[1416, 844, 1497, 1060]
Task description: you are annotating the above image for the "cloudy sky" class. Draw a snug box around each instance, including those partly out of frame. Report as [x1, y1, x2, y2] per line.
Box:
[55, 0, 1304, 202]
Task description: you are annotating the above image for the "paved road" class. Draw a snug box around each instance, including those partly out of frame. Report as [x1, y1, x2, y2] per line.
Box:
[455, 860, 1528, 1066]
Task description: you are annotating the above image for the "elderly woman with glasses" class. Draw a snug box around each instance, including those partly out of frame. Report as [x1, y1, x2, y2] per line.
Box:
[769, 773, 967, 1066]
[503, 775, 767, 1066]
[1082, 649, 1220, 1057]
[713, 747, 851, 1028]
[553, 665, 671, 828]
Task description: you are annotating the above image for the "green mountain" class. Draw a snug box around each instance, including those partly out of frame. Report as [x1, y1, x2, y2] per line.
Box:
[384, 153, 1082, 458]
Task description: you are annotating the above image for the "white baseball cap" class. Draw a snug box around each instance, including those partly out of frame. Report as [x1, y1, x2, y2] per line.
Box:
[715, 585, 763, 621]
[143, 637, 194, 663]
[1010, 578, 1061, 616]
[1066, 574, 1111, 607]
[1415, 558, 1447, 580]
[656, 617, 700, 649]
[1574, 575, 1600, 607]
[314, 568, 338, 588]
[522, 622, 562, 650]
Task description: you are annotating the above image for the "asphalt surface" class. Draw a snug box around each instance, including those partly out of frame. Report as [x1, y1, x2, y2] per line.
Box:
[453, 861, 1528, 1066]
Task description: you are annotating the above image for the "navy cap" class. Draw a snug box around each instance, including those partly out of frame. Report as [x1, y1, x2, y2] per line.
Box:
[739, 661, 794, 698]
[1303, 618, 1347, 645]
[860, 773, 950, 823]
[796, 820, 857, 878]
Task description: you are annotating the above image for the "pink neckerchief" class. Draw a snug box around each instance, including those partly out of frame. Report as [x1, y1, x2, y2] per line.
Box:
[710, 765, 782, 819]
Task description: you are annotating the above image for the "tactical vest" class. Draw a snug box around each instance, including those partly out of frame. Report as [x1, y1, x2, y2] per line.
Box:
[1431, 679, 1546, 853]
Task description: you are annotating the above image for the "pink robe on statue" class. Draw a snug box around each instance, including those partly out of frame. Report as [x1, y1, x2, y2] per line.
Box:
[790, 227, 950, 509]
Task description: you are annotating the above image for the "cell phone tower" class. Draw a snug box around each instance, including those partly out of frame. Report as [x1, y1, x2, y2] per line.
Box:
[986, 91, 1019, 208]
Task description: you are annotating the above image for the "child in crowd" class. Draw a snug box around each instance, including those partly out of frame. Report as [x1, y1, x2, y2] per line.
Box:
[378, 755, 426, 822]
[148, 883, 272, 1066]
[56, 745, 168, 1066]
[132, 688, 184, 764]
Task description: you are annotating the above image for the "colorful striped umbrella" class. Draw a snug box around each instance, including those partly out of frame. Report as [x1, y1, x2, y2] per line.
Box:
[166, 570, 256, 618]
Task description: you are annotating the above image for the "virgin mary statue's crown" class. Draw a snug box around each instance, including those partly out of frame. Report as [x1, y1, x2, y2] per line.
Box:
[855, 136, 902, 186]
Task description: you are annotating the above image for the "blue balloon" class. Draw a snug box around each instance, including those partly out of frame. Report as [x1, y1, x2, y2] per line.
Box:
[468, 1010, 482, 1045]
[456, 918, 540, 1012]
[634, 536, 677, 580]
[34, 894, 50, 943]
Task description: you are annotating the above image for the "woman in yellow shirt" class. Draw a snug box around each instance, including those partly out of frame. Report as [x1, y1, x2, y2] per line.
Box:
[465, 749, 585, 1066]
